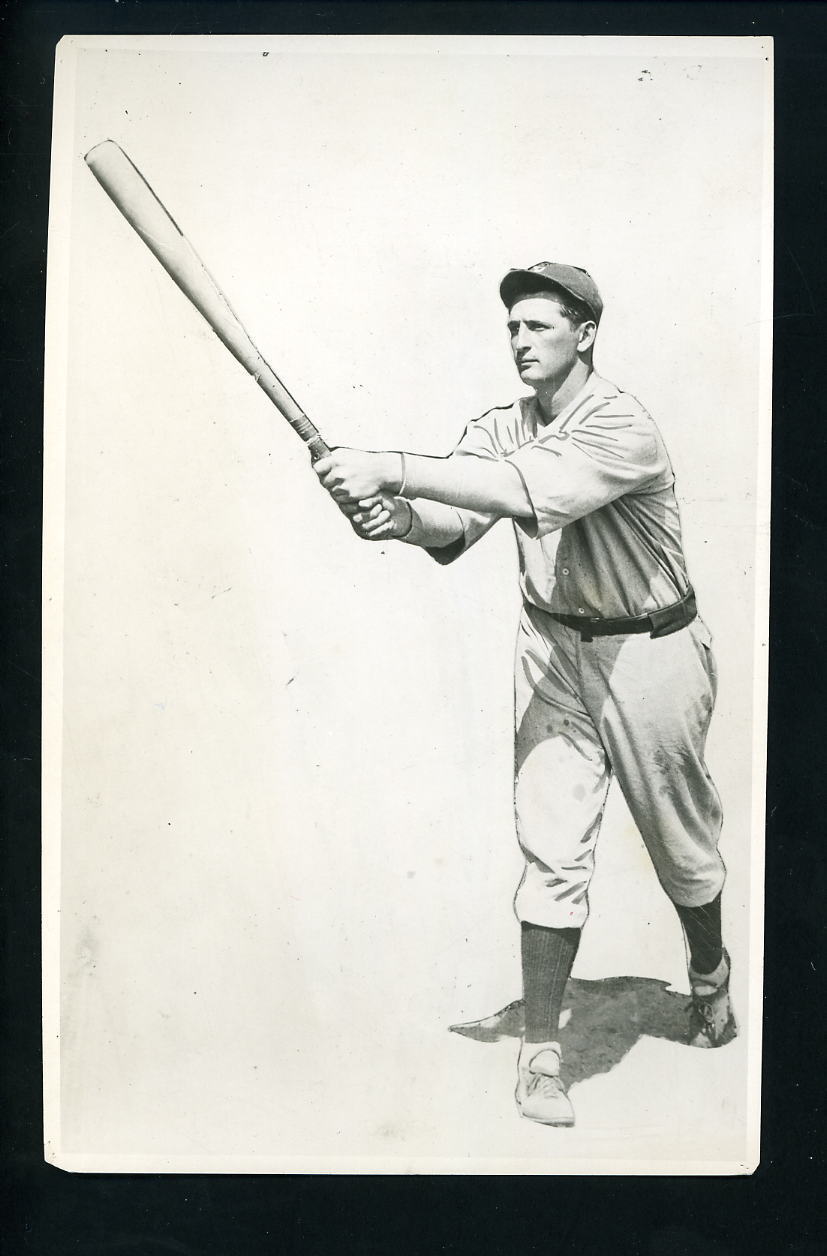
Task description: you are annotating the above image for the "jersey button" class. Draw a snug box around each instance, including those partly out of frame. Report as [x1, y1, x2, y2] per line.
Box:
[577, 607, 586, 615]
[562, 567, 570, 576]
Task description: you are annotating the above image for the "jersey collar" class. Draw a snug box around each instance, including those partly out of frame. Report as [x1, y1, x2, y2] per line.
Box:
[524, 372, 617, 434]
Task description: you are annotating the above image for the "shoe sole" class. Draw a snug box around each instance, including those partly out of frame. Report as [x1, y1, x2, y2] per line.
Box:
[518, 1108, 576, 1128]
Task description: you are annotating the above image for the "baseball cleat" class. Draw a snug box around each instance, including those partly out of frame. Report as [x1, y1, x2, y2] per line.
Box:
[515, 1040, 575, 1127]
[688, 950, 738, 1048]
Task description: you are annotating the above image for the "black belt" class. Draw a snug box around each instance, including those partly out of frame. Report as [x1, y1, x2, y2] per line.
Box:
[544, 588, 697, 642]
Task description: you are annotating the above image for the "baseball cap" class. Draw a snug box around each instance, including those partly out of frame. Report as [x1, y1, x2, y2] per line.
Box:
[499, 262, 603, 323]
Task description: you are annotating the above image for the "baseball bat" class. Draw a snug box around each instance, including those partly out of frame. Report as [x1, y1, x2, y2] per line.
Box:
[84, 139, 330, 461]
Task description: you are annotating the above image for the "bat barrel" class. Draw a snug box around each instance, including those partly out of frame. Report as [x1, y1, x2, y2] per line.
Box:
[85, 139, 330, 458]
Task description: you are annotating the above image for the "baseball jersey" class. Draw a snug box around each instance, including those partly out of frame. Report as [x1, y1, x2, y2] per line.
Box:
[420, 372, 692, 619]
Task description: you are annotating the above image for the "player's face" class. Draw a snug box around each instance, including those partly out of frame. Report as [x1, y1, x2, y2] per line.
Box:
[507, 294, 592, 388]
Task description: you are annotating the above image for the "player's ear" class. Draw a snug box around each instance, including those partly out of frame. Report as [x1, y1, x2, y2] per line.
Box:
[578, 320, 597, 352]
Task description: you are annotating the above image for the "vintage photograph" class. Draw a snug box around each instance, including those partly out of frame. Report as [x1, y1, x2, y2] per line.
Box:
[42, 34, 772, 1172]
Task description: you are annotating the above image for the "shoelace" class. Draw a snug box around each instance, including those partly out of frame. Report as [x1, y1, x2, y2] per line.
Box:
[528, 1072, 566, 1100]
[690, 994, 730, 1038]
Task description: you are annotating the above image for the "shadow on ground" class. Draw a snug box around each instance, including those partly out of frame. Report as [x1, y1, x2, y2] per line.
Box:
[450, 976, 691, 1088]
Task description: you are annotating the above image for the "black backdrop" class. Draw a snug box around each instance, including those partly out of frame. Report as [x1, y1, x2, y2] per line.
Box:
[1, 4, 824, 1254]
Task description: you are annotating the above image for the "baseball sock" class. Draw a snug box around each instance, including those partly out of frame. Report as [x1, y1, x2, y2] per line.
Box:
[521, 922, 581, 1043]
[675, 892, 724, 976]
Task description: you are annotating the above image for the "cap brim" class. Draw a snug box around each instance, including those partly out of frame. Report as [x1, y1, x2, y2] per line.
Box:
[499, 270, 599, 321]
[499, 270, 553, 307]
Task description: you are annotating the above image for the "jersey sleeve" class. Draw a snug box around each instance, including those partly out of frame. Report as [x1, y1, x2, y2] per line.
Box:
[406, 497, 497, 564]
[419, 410, 505, 564]
[506, 405, 672, 538]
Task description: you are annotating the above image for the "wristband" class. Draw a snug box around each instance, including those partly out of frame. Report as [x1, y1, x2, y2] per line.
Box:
[396, 497, 414, 540]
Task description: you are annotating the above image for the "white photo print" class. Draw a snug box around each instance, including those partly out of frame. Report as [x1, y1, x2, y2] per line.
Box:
[43, 34, 771, 1173]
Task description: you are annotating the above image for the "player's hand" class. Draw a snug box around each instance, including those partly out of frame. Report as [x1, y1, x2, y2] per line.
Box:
[337, 494, 410, 542]
[313, 448, 398, 504]
[354, 494, 411, 541]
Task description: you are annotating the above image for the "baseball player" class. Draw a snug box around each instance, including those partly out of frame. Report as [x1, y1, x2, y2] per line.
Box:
[314, 262, 737, 1128]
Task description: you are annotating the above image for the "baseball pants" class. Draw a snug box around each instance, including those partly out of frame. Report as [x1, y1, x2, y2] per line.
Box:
[513, 601, 725, 929]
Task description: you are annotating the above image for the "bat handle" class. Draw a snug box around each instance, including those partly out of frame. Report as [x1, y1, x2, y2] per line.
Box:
[252, 359, 330, 461]
[306, 435, 331, 463]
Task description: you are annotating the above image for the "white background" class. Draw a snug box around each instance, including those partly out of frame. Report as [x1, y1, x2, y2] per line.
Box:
[44, 36, 771, 1172]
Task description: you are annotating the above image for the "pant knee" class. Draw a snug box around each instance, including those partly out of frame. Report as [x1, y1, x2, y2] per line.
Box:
[514, 862, 591, 930]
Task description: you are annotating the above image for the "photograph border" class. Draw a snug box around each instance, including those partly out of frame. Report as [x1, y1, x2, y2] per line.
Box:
[1, 1, 824, 1253]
